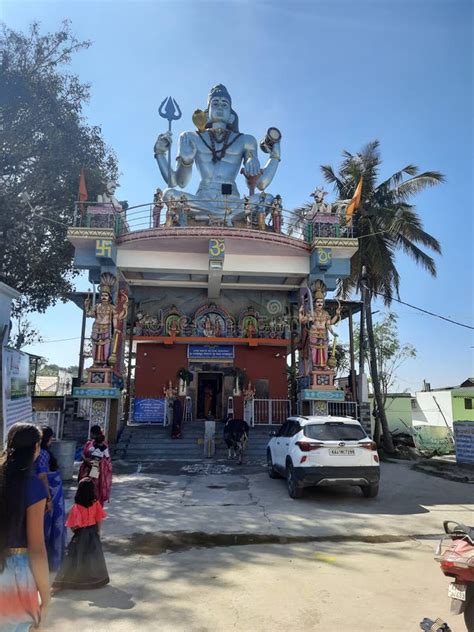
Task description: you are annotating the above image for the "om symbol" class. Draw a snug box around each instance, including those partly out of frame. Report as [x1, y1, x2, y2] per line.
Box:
[209, 238, 225, 259]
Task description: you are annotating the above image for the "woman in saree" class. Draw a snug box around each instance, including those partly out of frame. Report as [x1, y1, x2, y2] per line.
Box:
[78, 425, 112, 506]
[35, 427, 66, 572]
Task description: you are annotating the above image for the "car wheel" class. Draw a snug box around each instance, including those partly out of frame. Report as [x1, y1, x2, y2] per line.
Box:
[361, 483, 379, 498]
[267, 450, 280, 479]
[286, 461, 303, 499]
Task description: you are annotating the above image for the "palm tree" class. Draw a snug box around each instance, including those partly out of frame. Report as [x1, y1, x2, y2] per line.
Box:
[321, 140, 444, 452]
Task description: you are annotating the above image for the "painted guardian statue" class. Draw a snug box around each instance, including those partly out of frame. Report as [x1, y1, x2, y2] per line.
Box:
[154, 84, 282, 225]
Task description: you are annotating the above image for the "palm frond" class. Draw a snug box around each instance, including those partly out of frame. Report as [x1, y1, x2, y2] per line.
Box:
[392, 171, 445, 200]
[358, 216, 400, 304]
[397, 235, 437, 276]
[376, 164, 419, 192]
[387, 205, 442, 254]
[320, 164, 345, 192]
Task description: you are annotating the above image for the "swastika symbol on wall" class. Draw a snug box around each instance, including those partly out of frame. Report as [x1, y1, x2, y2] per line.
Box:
[96, 239, 113, 258]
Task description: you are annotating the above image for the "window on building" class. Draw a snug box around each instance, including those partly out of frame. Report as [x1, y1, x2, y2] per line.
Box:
[465, 398, 473, 410]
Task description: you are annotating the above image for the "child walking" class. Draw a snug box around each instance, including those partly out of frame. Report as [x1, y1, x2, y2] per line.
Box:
[52, 478, 109, 591]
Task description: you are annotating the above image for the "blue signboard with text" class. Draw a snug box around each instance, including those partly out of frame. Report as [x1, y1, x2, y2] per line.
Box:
[133, 398, 166, 424]
[454, 421, 474, 465]
[301, 389, 345, 401]
[188, 344, 234, 362]
[73, 387, 120, 399]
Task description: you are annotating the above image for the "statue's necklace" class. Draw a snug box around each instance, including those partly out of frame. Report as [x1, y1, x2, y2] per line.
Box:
[198, 129, 242, 163]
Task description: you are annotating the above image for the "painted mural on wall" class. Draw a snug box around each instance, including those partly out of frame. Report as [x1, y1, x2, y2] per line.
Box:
[193, 303, 234, 337]
[132, 299, 291, 339]
[163, 305, 185, 336]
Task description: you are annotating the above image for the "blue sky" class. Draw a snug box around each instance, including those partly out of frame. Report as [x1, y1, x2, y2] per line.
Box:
[3, 0, 473, 391]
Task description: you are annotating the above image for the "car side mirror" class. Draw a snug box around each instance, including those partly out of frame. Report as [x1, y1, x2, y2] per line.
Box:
[269, 431, 276, 437]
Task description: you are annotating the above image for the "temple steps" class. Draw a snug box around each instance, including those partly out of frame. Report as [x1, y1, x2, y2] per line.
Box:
[114, 421, 279, 462]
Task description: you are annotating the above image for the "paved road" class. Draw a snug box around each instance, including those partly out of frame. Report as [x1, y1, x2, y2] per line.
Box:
[48, 539, 460, 632]
[46, 461, 471, 631]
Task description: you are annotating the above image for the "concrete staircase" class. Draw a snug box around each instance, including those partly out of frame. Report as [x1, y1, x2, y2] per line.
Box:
[115, 421, 279, 462]
[61, 397, 89, 446]
[114, 422, 205, 461]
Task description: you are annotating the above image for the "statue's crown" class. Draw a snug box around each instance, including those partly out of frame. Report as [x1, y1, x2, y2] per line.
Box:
[208, 84, 231, 106]
[100, 272, 116, 296]
[314, 279, 326, 301]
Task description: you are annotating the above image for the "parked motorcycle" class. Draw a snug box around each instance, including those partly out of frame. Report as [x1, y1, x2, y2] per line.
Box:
[434, 520, 474, 631]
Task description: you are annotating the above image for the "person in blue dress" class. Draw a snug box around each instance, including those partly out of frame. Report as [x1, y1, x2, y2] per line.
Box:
[0, 422, 50, 631]
[35, 427, 66, 572]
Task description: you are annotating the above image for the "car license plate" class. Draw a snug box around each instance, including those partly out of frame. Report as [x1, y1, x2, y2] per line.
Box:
[329, 448, 355, 456]
[448, 582, 466, 601]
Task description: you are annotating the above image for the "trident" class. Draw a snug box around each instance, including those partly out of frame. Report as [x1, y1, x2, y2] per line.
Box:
[159, 96, 182, 186]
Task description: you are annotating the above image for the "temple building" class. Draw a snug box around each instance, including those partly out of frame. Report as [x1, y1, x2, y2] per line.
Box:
[67, 84, 364, 446]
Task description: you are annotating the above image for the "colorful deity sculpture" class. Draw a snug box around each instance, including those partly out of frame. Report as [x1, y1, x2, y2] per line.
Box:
[299, 280, 340, 371]
[84, 273, 128, 367]
[153, 84, 281, 225]
[152, 188, 164, 227]
[243, 382, 256, 401]
[271, 195, 283, 233]
[163, 380, 177, 399]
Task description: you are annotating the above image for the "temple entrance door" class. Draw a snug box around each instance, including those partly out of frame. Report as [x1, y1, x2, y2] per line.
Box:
[196, 372, 223, 420]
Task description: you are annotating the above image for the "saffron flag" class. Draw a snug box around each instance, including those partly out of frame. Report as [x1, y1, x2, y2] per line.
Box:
[78, 168, 88, 214]
[346, 177, 363, 223]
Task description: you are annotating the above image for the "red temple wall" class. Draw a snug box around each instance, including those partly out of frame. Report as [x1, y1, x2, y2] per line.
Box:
[134, 343, 288, 403]
[135, 344, 188, 397]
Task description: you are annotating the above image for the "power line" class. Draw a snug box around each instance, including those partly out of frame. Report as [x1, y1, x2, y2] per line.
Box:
[31, 336, 82, 344]
[368, 287, 474, 331]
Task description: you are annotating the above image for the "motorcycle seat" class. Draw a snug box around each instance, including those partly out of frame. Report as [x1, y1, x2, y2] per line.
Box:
[443, 520, 474, 544]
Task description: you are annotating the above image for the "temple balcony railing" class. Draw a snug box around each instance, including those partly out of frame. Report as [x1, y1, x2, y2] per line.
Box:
[72, 201, 355, 243]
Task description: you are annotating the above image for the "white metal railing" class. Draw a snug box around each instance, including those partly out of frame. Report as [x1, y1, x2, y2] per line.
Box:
[310, 400, 359, 419]
[183, 396, 193, 423]
[254, 399, 290, 425]
[32, 411, 63, 438]
[327, 401, 359, 419]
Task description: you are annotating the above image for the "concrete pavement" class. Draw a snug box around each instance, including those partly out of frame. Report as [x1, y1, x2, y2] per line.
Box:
[101, 461, 473, 540]
[45, 461, 473, 631]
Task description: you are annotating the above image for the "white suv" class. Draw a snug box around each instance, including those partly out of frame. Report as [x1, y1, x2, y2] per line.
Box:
[267, 416, 380, 499]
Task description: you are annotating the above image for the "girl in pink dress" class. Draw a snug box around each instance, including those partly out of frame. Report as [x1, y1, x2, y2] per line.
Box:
[52, 478, 109, 591]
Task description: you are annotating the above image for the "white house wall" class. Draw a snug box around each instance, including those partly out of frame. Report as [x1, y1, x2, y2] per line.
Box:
[413, 391, 453, 428]
[117, 249, 309, 277]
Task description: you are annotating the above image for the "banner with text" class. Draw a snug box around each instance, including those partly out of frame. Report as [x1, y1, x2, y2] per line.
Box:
[2, 347, 32, 437]
[187, 344, 234, 362]
[133, 397, 166, 424]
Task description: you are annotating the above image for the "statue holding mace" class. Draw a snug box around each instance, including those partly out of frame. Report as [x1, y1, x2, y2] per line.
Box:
[84, 273, 128, 367]
[299, 280, 340, 371]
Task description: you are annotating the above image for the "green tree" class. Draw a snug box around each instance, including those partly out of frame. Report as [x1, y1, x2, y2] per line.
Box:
[355, 311, 416, 396]
[321, 141, 443, 451]
[9, 312, 43, 349]
[0, 21, 118, 314]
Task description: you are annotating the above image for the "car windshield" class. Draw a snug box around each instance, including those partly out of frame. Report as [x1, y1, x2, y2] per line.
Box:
[304, 422, 367, 441]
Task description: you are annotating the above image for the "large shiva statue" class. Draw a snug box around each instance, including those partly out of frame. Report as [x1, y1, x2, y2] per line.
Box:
[153, 84, 282, 225]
